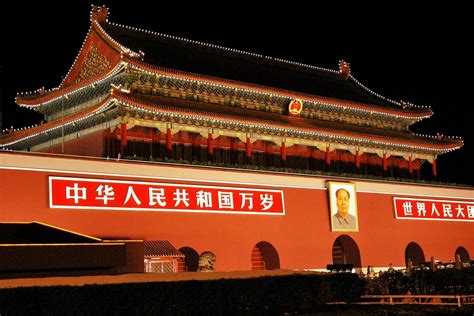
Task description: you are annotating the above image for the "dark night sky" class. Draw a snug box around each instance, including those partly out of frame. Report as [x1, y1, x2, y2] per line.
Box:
[1, 3, 473, 185]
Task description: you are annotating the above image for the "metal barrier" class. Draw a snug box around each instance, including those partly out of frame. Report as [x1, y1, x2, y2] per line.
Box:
[360, 295, 474, 307]
[326, 264, 354, 273]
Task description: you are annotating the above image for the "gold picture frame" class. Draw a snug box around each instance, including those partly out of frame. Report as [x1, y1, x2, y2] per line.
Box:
[328, 181, 359, 232]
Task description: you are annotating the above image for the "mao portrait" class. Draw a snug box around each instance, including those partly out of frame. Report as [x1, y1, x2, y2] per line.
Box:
[328, 182, 359, 232]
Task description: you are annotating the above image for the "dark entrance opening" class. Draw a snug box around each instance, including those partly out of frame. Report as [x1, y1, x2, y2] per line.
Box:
[405, 242, 425, 267]
[455, 246, 470, 263]
[179, 246, 199, 272]
[331, 235, 362, 268]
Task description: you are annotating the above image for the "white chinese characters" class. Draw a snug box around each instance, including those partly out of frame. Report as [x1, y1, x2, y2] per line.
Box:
[96, 185, 115, 205]
[395, 197, 474, 222]
[59, 179, 283, 214]
[66, 183, 87, 204]
[402, 201, 413, 216]
[149, 188, 166, 207]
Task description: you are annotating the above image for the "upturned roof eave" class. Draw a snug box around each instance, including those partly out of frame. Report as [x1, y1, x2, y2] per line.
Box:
[15, 55, 433, 121]
[15, 17, 433, 122]
[14, 14, 138, 108]
[3, 88, 462, 152]
[100, 18, 433, 119]
[123, 57, 433, 120]
[15, 60, 125, 109]
[113, 90, 462, 153]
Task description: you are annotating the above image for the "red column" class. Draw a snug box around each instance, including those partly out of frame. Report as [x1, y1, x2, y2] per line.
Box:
[246, 137, 251, 158]
[325, 146, 331, 166]
[383, 153, 387, 172]
[166, 128, 172, 151]
[120, 123, 127, 157]
[207, 133, 214, 157]
[281, 142, 286, 161]
[355, 149, 360, 169]
[432, 158, 437, 177]
[408, 156, 413, 175]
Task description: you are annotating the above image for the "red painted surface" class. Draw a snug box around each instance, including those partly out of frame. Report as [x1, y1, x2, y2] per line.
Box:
[393, 197, 473, 221]
[105, 128, 111, 157]
[177, 258, 186, 272]
[2, 156, 472, 272]
[230, 137, 236, 153]
[246, 137, 251, 158]
[120, 123, 127, 156]
[281, 142, 286, 161]
[325, 147, 331, 165]
[40, 131, 105, 157]
[40, 130, 425, 176]
[122, 57, 433, 120]
[49, 176, 285, 215]
[17, 29, 121, 105]
[251, 245, 264, 270]
[166, 128, 172, 151]
[356, 150, 360, 169]
[62, 28, 121, 88]
[208, 133, 214, 156]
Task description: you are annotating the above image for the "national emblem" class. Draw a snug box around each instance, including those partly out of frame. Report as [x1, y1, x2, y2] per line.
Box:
[288, 99, 303, 116]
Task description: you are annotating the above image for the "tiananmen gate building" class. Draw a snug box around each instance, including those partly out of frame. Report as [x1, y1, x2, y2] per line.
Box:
[1, 6, 472, 275]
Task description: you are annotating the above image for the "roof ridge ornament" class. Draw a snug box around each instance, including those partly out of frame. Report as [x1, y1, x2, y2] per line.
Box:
[90, 5, 109, 23]
[339, 60, 351, 79]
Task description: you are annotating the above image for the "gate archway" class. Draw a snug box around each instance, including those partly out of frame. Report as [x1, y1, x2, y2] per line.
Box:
[455, 246, 470, 263]
[405, 242, 425, 267]
[251, 241, 280, 270]
[331, 235, 362, 268]
[179, 246, 199, 272]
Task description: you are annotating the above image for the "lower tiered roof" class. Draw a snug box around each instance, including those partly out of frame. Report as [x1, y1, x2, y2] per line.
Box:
[1, 88, 463, 158]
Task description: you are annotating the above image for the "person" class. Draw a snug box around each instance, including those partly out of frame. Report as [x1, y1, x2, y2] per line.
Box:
[366, 265, 375, 278]
[332, 188, 357, 230]
[388, 263, 395, 273]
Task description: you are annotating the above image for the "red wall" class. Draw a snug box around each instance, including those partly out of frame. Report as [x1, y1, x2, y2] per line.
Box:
[1, 157, 472, 271]
[40, 131, 105, 157]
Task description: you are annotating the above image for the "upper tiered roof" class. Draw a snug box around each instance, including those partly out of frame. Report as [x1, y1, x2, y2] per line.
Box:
[101, 22, 399, 109]
[16, 6, 431, 119]
[4, 5, 462, 160]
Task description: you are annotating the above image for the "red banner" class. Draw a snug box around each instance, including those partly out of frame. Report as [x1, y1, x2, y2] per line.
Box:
[393, 197, 474, 222]
[49, 176, 285, 215]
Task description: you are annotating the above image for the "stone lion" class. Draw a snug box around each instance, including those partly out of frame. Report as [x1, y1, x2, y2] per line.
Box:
[198, 251, 216, 272]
